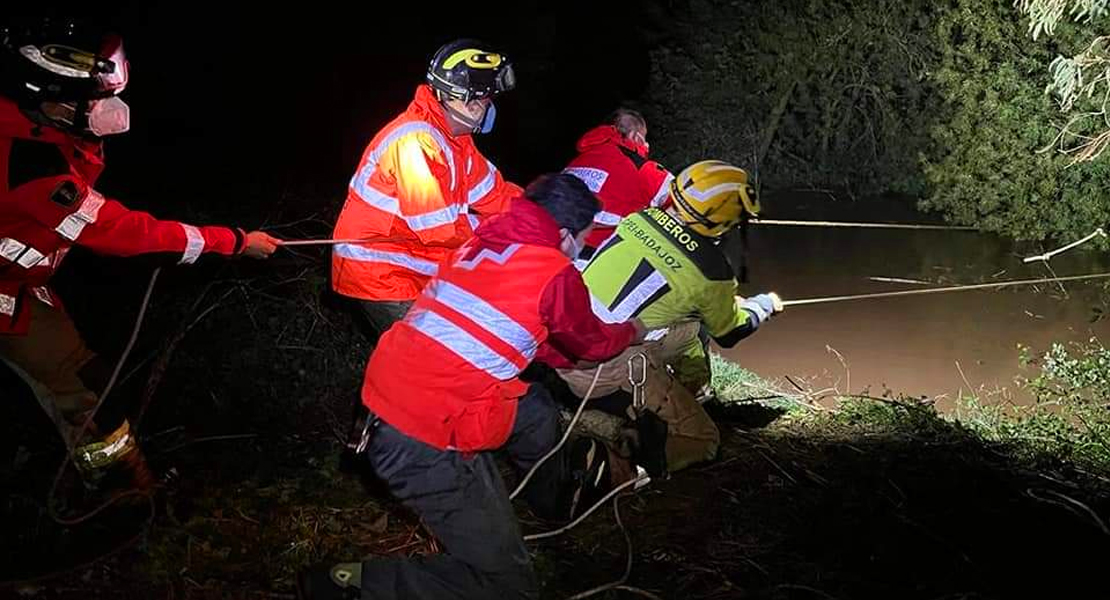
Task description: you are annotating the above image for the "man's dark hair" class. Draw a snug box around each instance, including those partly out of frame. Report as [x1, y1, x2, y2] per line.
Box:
[607, 107, 646, 138]
[524, 173, 600, 235]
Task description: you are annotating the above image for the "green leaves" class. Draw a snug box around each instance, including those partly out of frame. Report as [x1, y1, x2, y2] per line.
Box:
[646, 0, 1110, 242]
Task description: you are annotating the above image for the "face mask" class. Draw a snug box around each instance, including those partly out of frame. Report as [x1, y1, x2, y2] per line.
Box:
[87, 96, 130, 136]
[628, 130, 649, 155]
[478, 102, 496, 134]
[561, 230, 582, 259]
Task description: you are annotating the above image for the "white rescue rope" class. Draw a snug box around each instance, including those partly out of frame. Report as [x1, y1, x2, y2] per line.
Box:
[750, 218, 976, 231]
[773, 272, 1110, 307]
[1023, 228, 1107, 263]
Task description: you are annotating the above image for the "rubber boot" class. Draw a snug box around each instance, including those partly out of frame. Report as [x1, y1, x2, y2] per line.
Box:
[72, 419, 153, 504]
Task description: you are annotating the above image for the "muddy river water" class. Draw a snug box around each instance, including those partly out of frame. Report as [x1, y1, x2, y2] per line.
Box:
[717, 194, 1110, 410]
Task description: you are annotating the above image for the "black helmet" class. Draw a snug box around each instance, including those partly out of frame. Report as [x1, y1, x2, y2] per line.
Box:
[1, 17, 128, 105]
[426, 38, 515, 103]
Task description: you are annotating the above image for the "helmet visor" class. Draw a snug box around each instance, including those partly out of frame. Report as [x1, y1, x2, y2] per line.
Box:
[495, 62, 515, 93]
[466, 61, 515, 99]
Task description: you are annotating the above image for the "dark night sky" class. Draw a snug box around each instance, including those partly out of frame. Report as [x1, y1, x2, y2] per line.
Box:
[32, 1, 666, 210]
[7, 1, 675, 348]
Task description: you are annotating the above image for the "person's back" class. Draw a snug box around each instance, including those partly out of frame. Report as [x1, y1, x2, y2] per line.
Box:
[564, 108, 672, 254]
[583, 206, 739, 335]
[581, 160, 778, 350]
[558, 160, 782, 476]
[362, 200, 576, 452]
[363, 174, 641, 452]
[571, 159, 780, 397]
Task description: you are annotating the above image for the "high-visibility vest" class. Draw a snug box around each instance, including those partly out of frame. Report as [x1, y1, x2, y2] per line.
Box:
[362, 240, 568, 451]
[332, 84, 519, 302]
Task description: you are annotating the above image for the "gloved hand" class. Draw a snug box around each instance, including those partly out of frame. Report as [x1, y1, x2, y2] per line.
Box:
[241, 231, 281, 259]
[738, 292, 784, 327]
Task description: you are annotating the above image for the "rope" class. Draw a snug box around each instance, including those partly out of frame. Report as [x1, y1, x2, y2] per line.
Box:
[511, 364, 604, 500]
[777, 271, 1110, 307]
[278, 237, 382, 247]
[515, 361, 651, 545]
[48, 267, 162, 526]
[563, 496, 635, 600]
[524, 475, 647, 542]
[750, 218, 977, 231]
[1023, 228, 1107, 263]
[276, 235, 462, 248]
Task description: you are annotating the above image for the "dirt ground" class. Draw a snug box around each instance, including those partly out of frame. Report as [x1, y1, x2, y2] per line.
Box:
[4, 382, 1108, 600]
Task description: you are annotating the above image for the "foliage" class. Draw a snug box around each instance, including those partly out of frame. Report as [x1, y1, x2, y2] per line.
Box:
[646, 0, 1110, 243]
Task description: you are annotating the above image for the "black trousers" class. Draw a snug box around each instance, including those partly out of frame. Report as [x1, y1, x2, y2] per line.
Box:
[359, 384, 568, 600]
[356, 299, 413, 341]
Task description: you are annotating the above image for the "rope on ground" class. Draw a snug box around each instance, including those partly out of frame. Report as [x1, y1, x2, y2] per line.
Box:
[510, 362, 660, 598]
[0, 492, 155, 589]
[523, 474, 646, 542]
[1025, 487, 1110, 535]
[774, 584, 842, 600]
[161, 433, 259, 454]
[554, 496, 664, 600]
[612, 586, 665, 599]
[48, 267, 161, 527]
[2, 267, 164, 589]
[511, 358, 649, 543]
[510, 363, 604, 501]
[564, 496, 631, 600]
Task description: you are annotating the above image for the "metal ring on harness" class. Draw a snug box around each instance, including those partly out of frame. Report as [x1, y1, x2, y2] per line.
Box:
[354, 417, 373, 455]
[346, 408, 379, 455]
[627, 352, 648, 411]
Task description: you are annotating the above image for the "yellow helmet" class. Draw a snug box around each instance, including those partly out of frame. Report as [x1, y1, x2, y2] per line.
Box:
[670, 160, 760, 237]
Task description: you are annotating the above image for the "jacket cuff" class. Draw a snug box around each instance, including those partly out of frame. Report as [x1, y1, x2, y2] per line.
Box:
[232, 228, 247, 254]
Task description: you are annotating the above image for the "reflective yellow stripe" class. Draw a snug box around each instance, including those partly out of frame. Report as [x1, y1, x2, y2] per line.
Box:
[73, 420, 138, 472]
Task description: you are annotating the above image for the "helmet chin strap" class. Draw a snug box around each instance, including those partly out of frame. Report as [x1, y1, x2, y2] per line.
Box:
[446, 106, 481, 132]
[28, 100, 82, 133]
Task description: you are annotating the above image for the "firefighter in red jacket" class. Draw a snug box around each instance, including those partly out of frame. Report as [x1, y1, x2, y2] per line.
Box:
[0, 19, 279, 494]
[298, 173, 648, 600]
[563, 108, 674, 260]
[332, 38, 521, 338]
